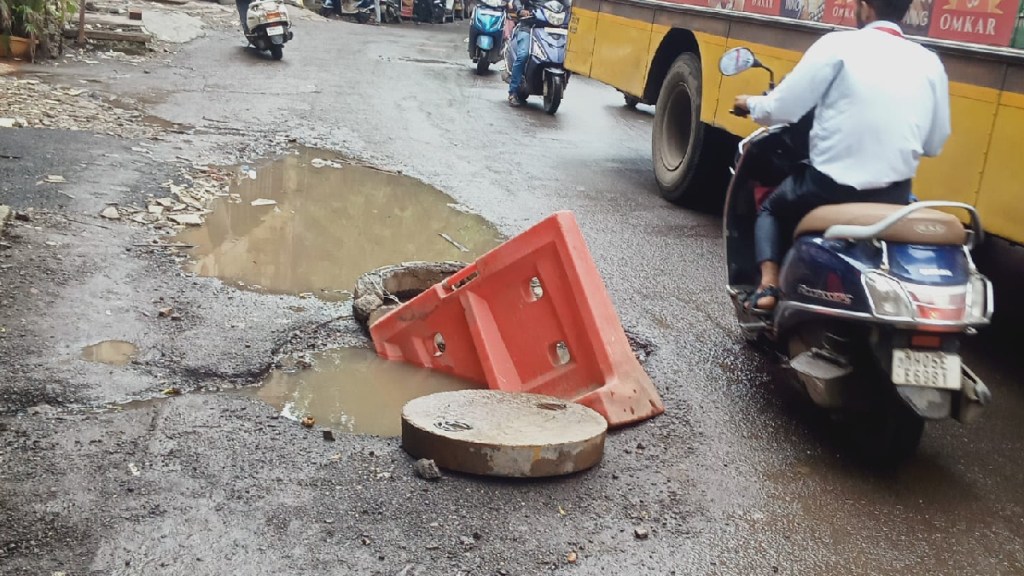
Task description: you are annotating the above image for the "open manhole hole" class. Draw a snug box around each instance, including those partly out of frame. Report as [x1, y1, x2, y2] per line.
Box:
[251, 347, 482, 437]
[177, 148, 503, 301]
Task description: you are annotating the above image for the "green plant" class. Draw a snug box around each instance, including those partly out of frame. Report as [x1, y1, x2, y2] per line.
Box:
[11, 0, 45, 38]
[0, 0, 12, 34]
[1, 0, 76, 38]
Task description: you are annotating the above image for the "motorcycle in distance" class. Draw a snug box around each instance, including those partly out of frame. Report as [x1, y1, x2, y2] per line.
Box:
[245, 0, 294, 60]
[320, 0, 375, 23]
[412, 0, 446, 23]
[500, 0, 569, 114]
[468, 0, 507, 74]
[718, 46, 993, 463]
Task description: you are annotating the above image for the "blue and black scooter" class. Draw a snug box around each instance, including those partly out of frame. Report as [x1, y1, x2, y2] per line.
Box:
[500, 0, 569, 114]
[468, 0, 507, 74]
[719, 46, 994, 463]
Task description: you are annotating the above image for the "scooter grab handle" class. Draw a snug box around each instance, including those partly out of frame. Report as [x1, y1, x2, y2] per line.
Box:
[823, 201, 984, 248]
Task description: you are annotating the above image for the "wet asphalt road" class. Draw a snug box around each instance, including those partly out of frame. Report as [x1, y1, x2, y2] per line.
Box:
[2, 13, 1024, 576]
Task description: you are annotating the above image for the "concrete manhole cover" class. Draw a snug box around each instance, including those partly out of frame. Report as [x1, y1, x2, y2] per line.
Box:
[401, 390, 608, 478]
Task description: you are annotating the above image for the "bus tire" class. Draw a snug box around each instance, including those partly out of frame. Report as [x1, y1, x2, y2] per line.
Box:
[652, 52, 705, 206]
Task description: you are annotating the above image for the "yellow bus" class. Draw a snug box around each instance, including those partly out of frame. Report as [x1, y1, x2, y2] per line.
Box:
[565, 0, 1024, 244]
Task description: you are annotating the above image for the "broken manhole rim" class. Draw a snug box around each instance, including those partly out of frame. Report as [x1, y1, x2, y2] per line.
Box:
[352, 260, 468, 328]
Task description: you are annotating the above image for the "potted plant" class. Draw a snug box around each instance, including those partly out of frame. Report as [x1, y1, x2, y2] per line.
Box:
[1, 0, 72, 61]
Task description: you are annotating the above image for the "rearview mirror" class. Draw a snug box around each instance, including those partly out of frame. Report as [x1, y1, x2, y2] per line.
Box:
[719, 47, 758, 76]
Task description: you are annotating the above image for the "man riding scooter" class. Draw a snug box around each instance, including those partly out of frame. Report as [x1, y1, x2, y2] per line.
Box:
[506, 0, 566, 106]
[506, 0, 533, 106]
[731, 0, 951, 312]
[237, 0, 251, 32]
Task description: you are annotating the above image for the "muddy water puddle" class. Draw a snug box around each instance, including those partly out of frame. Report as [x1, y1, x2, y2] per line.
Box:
[177, 148, 503, 300]
[252, 347, 481, 437]
[81, 340, 138, 365]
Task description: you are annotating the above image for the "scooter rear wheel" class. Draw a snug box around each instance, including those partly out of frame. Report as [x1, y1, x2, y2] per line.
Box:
[476, 58, 490, 74]
[859, 395, 925, 465]
[269, 45, 283, 60]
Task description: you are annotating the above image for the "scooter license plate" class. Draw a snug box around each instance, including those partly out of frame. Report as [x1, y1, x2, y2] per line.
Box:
[891, 349, 961, 390]
[266, 25, 285, 35]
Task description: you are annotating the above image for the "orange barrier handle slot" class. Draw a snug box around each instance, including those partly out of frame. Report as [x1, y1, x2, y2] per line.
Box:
[442, 263, 480, 292]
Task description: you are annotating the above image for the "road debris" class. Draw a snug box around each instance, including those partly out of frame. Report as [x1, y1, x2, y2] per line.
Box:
[397, 564, 422, 576]
[567, 551, 578, 564]
[439, 232, 469, 252]
[250, 198, 277, 207]
[0, 77, 162, 138]
[413, 458, 442, 481]
[322, 430, 336, 442]
[310, 157, 344, 169]
[158, 307, 175, 318]
[0, 205, 11, 237]
[100, 206, 121, 220]
[161, 387, 182, 396]
[301, 416, 316, 428]
[43, 175, 67, 184]
[634, 527, 650, 540]
[27, 404, 57, 416]
[168, 213, 203, 226]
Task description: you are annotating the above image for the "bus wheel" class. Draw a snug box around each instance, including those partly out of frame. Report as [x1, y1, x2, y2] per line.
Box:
[652, 52, 705, 206]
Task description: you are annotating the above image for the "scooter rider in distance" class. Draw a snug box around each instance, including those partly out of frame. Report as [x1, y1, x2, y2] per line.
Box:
[732, 0, 951, 312]
[237, 0, 252, 32]
[506, 0, 544, 106]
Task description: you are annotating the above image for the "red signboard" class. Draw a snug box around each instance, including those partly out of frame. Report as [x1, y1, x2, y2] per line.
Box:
[658, 0, 1021, 47]
[742, 0, 784, 16]
[927, 0, 1019, 44]
[822, 0, 857, 25]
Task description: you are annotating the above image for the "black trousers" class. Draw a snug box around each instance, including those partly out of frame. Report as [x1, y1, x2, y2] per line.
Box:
[754, 166, 912, 264]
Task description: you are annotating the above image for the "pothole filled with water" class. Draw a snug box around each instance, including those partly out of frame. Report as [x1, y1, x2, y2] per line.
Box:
[252, 347, 481, 437]
[177, 148, 503, 301]
[81, 340, 138, 366]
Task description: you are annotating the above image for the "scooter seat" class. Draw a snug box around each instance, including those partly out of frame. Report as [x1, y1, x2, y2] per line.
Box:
[794, 202, 967, 245]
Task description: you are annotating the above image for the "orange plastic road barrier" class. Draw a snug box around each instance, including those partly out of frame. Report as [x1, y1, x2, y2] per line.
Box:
[370, 211, 665, 428]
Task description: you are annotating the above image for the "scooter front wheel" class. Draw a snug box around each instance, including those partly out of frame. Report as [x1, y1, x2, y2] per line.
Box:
[543, 74, 563, 114]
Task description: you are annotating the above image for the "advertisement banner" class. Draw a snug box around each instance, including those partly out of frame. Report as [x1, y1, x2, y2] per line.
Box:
[822, 0, 858, 25]
[779, 0, 826, 21]
[664, 0, 1021, 47]
[902, 0, 936, 36]
[1013, 0, 1024, 46]
[928, 0, 1018, 46]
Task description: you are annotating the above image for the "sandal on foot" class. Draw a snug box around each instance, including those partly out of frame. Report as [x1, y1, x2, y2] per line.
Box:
[744, 285, 781, 314]
[507, 94, 521, 107]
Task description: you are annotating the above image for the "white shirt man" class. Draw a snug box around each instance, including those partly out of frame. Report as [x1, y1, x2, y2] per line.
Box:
[746, 20, 951, 190]
[733, 0, 952, 312]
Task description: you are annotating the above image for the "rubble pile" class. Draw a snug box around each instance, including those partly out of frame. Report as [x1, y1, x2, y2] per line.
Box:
[99, 165, 236, 229]
[0, 77, 162, 139]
